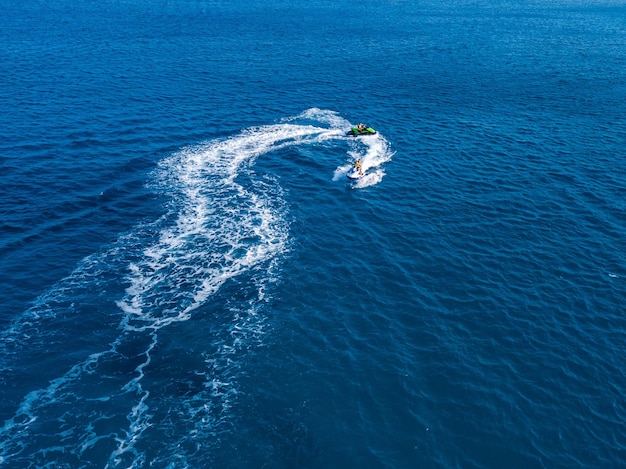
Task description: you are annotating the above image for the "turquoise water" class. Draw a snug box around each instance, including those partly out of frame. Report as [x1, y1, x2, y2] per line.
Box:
[1, 1, 625, 467]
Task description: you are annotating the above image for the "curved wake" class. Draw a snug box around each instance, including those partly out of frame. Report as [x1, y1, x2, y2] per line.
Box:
[0, 109, 393, 467]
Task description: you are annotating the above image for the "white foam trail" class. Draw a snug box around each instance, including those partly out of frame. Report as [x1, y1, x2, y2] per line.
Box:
[286, 107, 352, 130]
[104, 124, 323, 465]
[0, 111, 345, 467]
[335, 131, 395, 187]
[0, 109, 391, 467]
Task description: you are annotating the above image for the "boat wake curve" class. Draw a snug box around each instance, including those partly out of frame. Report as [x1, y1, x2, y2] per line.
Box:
[0, 109, 393, 467]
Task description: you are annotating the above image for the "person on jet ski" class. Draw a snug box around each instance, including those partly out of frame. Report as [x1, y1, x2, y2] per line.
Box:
[353, 159, 363, 176]
[357, 123, 367, 133]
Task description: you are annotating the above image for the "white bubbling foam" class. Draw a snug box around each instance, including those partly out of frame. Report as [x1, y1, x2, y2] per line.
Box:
[105, 125, 321, 465]
[335, 132, 395, 188]
[286, 107, 352, 130]
[0, 124, 295, 466]
[0, 109, 392, 467]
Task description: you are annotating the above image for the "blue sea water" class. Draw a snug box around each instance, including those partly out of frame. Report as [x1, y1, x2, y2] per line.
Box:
[1, 0, 626, 467]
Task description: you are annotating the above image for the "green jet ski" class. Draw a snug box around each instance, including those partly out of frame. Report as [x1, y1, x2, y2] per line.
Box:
[347, 123, 376, 136]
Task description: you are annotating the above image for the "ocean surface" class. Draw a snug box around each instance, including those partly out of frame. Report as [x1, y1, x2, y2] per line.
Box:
[1, 0, 625, 467]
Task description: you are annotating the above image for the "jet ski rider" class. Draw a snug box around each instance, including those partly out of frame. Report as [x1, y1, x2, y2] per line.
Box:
[353, 159, 363, 176]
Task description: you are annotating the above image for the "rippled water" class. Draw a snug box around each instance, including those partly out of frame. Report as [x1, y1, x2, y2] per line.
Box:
[1, 1, 625, 467]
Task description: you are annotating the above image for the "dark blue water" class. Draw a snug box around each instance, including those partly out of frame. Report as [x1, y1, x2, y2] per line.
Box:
[1, 1, 625, 467]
